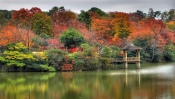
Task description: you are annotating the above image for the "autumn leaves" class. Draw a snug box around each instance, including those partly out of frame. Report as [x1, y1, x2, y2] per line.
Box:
[0, 7, 174, 49]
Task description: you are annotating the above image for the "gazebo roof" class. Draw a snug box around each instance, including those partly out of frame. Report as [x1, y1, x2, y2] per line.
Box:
[121, 44, 142, 50]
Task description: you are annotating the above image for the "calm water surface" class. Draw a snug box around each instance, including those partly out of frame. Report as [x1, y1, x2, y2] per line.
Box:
[0, 63, 175, 99]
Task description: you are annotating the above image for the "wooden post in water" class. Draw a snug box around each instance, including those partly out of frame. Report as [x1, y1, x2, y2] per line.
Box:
[125, 70, 128, 86]
[123, 50, 128, 69]
[136, 50, 141, 69]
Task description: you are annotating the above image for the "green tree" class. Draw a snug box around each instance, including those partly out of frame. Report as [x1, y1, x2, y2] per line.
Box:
[88, 7, 108, 17]
[78, 7, 108, 29]
[48, 6, 59, 16]
[78, 10, 91, 29]
[0, 10, 11, 19]
[136, 10, 146, 18]
[32, 13, 53, 37]
[161, 9, 175, 22]
[59, 28, 86, 48]
[0, 12, 7, 28]
[148, 8, 161, 18]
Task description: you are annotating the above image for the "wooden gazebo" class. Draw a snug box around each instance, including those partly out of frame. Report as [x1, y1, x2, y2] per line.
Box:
[121, 44, 142, 69]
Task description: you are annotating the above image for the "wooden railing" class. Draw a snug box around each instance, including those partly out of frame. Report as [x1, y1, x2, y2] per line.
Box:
[111, 57, 140, 62]
[110, 58, 123, 62]
[127, 57, 139, 61]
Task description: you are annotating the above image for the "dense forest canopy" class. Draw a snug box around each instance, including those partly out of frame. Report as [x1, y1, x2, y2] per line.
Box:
[0, 6, 175, 71]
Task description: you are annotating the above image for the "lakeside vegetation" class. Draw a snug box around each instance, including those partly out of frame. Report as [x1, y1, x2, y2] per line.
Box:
[0, 6, 175, 72]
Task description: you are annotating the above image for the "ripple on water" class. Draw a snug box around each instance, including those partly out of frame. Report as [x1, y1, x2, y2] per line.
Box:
[140, 64, 175, 78]
[109, 63, 175, 79]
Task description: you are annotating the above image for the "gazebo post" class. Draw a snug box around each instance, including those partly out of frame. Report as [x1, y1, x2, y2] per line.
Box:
[123, 50, 128, 69]
[136, 50, 140, 69]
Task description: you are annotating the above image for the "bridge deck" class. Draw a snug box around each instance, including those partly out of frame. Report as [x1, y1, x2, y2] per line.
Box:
[111, 57, 140, 63]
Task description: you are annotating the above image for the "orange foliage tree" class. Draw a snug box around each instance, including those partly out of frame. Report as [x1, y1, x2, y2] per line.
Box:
[51, 9, 77, 38]
[11, 7, 42, 49]
[91, 17, 114, 45]
[138, 18, 165, 47]
[161, 29, 175, 44]
[51, 10, 76, 25]
[166, 21, 175, 30]
[12, 7, 42, 26]
[0, 25, 35, 47]
[129, 17, 166, 61]
[91, 12, 133, 46]
[111, 12, 132, 39]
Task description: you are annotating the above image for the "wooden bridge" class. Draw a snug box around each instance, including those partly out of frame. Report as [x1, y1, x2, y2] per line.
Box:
[111, 57, 141, 63]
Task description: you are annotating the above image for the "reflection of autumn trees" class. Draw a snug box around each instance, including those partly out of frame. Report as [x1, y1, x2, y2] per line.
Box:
[170, 84, 175, 97]
[0, 73, 57, 99]
[59, 71, 141, 99]
[61, 72, 73, 80]
[0, 70, 175, 99]
[131, 77, 170, 99]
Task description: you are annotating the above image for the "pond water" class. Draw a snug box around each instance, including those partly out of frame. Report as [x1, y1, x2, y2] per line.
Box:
[0, 63, 175, 99]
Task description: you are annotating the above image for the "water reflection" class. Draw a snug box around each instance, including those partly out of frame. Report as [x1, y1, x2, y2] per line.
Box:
[109, 70, 141, 87]
[0, 73, 56, 99]
[0, 63, 174, 99]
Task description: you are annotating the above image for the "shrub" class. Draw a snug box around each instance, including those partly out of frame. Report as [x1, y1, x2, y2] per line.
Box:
[110, 46, 121, 58]
[80, 43, 97, 57]
[68, 52, 84, 70]
[5, 42, 27, 52]
[163, 44, 175, 62]
[83, 57, 99, 71]
[0, 43, 52, 72]
[31, 36, 49, 50]
[99, 57, 113, 70]
[46, 49, 67, 70]
[40, 65, 56, 71]
[100, 46, 112, 58]
[27, 64, 55, 72]
[68, 51, 99, 71]
[0, 56, 6, 63]
[152, 54, 163, 62]
[3, 51, 35, 67]
[73, 58, 85, 71]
